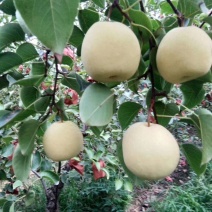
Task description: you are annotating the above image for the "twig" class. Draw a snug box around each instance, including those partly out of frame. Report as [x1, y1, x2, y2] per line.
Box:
[44, 50, 51, 77]
[199, 10, 212, 28]
[32, 170, 48, 197]
[39, 57, 63, 123]
[166, 0, 184, 26]
[139, 0, 146, 12]
[108, 0, 132, 22]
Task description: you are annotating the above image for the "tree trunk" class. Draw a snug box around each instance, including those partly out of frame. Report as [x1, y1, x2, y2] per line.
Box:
[46, 181, 64, 212]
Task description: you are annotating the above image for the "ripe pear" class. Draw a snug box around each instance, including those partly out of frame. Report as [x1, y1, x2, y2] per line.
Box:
[81, 21, 141, 83]
[156, 26, 212, 84]
[122, 122, 180, 180]
[43, 121, 83, 161]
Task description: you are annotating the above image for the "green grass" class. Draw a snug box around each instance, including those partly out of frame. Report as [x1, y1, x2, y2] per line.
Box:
[15, 172, 132, 212]
[59, 173, 132, 212]
[151, 162, 212, 212]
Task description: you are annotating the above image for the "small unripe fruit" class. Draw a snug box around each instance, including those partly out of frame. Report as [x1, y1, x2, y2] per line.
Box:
[156, 26, 212, 84]
[43, 121, 83, 161]
[122, 122, 180, 180]
[81, 21, 141, 83]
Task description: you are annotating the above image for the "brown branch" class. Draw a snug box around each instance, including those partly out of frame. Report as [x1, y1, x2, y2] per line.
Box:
[108, 0, 132, 22]
[44, 49, 51, 77]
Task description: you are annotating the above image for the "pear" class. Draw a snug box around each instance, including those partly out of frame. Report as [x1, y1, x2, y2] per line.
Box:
[81, 21, 141, 83]
[122, 122, 180, 180]
[156, 26, 212, 84]
[43, 121, 83, 161]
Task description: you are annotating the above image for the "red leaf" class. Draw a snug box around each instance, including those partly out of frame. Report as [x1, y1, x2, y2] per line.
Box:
[63, 47, 75, 59]
[64, 89, 79, 105]
[92, 160, 106, 181]
[69, 159, 84, 175]
[165, 176, 173, 182]
[64, 98, 73, 105]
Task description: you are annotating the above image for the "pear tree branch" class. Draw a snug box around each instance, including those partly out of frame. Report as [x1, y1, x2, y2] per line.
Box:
[166, 0, 184, 26]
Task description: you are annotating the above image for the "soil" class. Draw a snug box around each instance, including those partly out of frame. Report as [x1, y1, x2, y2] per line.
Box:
[126, 157, 191, 212]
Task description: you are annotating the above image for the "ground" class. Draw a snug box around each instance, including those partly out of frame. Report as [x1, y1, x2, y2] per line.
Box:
[127, 157, 190, 211]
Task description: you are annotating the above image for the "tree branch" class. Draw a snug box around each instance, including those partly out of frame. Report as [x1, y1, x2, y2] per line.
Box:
[32, 170, 48, 197]
[108, 0, 132, 22]
[166, 0, 184, 26]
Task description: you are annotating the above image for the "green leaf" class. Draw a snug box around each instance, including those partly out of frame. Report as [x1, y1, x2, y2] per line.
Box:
[79, 83, 114, 126]
[0, 110, 21, 129]
[2, 144, 13, 157]
[0, 0, 16, 15]
[129, 9, 153, 40]
[0, 23, 25, 52]
[18, 119, 40, 155]
[162, 16, 178, 32]
[20, 86, 40, 108]
[118, 102, 142, 130]
[0, 52, 23, 74]
[61, 56, 73, 67]
[61, 72, 90, 95]
[190, 71, 212, 84]
[54, 98, 69, 121]
[0, 199, 7, 207]
[40, 171, 60, 185]
[34, 96, 51, 113]
[69, 25, 84, 48]
[182, 144, 206, 176]
[14, 0, 80, 54]
[3, 201, 12, 212]
[127, 0, 140, 10]
[0, 75, 9, 89]
[159, 0, 178, 15]
[13, 75, 44, 86]
[124, 181, 133, 192]
[78, 8, 100, 33]
[90, 126, 106, 137]
[0, 170, 7, 180]
[178, 0, 201, 18]
[84, 147, 94, 160]
[12, 145, 32, 181]
[31, 62, 46, 76]
[13, 180, 23, 190]
[9, 202, 15, 212]
[61, 73, 81, 95]
[181, 81, 205, 109]
[92, 0, 105, 8]
[32, 151, 42, 171]
[115, 179, 123, 190]
[199, 113, 212, 165]
[155, 102, 179, 127]
[40, 159, 52, 171]
[16, 43, 38, 62]
[153, 71, 173, 93]
[25, 190, 35, 207]
[202, 16, 212, 26]
[4, 109, 36, 127]
[105, 6, 126, 23]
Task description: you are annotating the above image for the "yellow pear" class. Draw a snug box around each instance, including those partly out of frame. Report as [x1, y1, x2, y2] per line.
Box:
[156, 26, 212, 84]
[122, 122, 180, 180]
[43, 121, 83, 161]
[81, 21, 141, 83]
